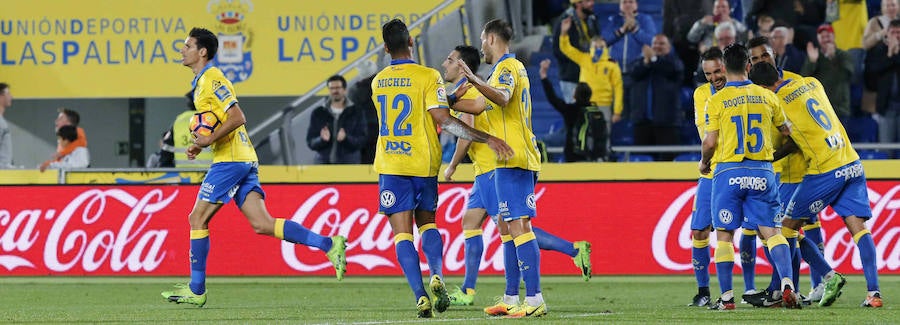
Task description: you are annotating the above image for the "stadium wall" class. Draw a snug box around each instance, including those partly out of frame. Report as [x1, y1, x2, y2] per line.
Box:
[0, 162, 897, 276]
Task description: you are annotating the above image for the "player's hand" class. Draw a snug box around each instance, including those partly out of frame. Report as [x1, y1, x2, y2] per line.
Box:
[456, 59, 476, 81]
[806, 42, 819, 63]
[699, 160, 711, 175]
[560, 16, 572, 34]
[453, 82, 472, 100]
[337, 128, 347, 142]
[191, 132, 214, 148]
[320, 126, 331, 142]
[444, 164, 457, 181]
[186, 144, 203, 160]
[487, 136, 514, 161]
[539, 59, 551, 79]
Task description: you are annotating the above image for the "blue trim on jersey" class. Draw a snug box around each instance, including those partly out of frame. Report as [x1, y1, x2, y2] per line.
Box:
[390, 59, 416, 65]
[487, 53, 517, 78]
[777, 66, 785, 79]
[724, 80, 752, 87]
[775, 79, 793, 93]
[455, 77, 468, 89]
[709, 82, 717, 95]
[191, 62, 215, 89]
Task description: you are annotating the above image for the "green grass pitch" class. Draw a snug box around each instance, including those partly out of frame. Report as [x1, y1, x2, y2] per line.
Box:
[0, 275, 895, 324]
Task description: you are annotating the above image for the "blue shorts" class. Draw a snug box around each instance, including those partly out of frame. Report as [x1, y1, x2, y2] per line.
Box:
[690, 177, 713, 231]
[468, 171, 499, 217]
[495, 168, 537, 222]
[711, 161, 782, 231]
[786, 160, 871, 220]
[778, 181, 817, 223]
[199, 162, 265, 208]
[378, 175, 438, 215]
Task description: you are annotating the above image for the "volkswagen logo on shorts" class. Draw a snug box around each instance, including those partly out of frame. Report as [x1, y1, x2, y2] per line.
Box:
[525, 193, 537, 210]
[809, 200, 825, 214]
[380, 190, 397, 208]
[718, 209, 733, 224]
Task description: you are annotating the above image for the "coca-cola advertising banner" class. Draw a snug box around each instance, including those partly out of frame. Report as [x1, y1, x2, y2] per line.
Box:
[1, 182, 897, 276]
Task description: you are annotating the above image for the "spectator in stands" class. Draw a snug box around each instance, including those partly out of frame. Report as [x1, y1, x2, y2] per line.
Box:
[802, 24, 854, 121]
[663, 0, 712, 85]
[45, 125, 89, 170]
[713, 22, 738, 50]
[40, 108, 87, 172]
[756, 14, 775, 38]
[553, 0, 602, 103]
[539, 59, 592, 162]
[687, 0, 749, 53]
[628, 34, 684, 161]
[771, 27, 806, 73]
[602, 0, 657, 75]
[0, 83, 13, 169]
[558, 16, 624, 123]
[348, 73, 378, 164]
[748, 0, 796, 31]
[862, 0, 899, 115]
[865, 19, 900, 145]
[306, 75, 367, 164]
[793, 0, 827, 49]
[830, 0, 869, 51]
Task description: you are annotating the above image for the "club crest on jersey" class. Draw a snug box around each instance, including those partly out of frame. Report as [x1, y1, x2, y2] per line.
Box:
[380, 190, 396, 208]
[718, 209, 733, 224]
[497, 68, 513, 86]
[208, 0, 254, 83]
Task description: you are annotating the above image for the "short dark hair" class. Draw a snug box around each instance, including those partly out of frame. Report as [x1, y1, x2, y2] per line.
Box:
[382, 19, 411, 54]
[0, 83, 9, 94]
[58, 108, 80, 126]
[327, 75, 347, 88]
[723, 43, 750, 74]
[747, 36, 770, 49]
[700, 47, 724, 62]
[454, 45, 481, 73]
[57, 125, 78, 142]
[190, 27, 218, 60]
[748, 62, 780, 87]
[574, 82, 593, 105]
[483, 19, 513, 43]
[890, 19, 900, 29]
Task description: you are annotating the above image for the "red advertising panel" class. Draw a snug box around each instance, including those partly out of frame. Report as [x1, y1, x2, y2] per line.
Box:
[0, 182, 897, 276]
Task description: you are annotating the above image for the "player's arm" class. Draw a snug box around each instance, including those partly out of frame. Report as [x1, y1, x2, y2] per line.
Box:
[773, 136, 798, 161]
[429, 108, 513, 160]
[192, 103, 245, 148]
[451, 95, 487, 115]
[444, 113, 474, 181]
[700, 130, 717, 175]
[456, 60, 512, 107]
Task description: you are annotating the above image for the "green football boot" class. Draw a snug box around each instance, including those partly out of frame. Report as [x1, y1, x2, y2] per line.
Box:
[326, 235, 347, 281]
[819, 272, 846, 307]
[161, 283, 206, 307]
[574, 241, 592, 281]
[449, 286, 475, 306]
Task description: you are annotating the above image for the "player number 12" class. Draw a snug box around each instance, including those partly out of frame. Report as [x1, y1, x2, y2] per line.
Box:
[377, 94, 413, 136]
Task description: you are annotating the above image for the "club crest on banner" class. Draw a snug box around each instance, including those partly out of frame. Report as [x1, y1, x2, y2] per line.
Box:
[208, 0, 254, 83]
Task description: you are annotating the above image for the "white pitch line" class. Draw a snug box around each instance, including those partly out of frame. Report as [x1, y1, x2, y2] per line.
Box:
[308, 312, 613, 325]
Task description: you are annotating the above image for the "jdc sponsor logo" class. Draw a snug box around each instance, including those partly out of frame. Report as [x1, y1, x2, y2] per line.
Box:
[728, 176, 767, 190]
[834, 163, 863, 180]
[385, 141, 412, 156]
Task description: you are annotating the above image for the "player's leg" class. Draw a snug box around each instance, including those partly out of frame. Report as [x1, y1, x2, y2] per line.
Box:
[484, 218, 520, 316]
[451, 207, 488, 306]
[532, 227, 591, 281]
[414, 205, 450, 313]
[739, 228, 758, 296]
[833, 164, 881, 307]
[237, 167, 346, 280]
[749, 167, 800, 309]
[497, 168, 545, 318]
[161, 198, 221, 307]
[847, 215, 883, 307]
[708, 168, 742, 310]
[380, 175, 432, 317]
[688, 177, 713, 306]
[801, 218, 826, 298]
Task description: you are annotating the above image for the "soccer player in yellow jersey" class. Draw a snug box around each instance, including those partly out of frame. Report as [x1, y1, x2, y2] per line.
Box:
[372, 19, 512, 318]
[750, 62, 883, 308]
[161, 28, 347, 307]
[441, 46, 592, 307]
[456, 19, 546, 318]
[687, 47, 726, 307]
[700, 43, 800, 310]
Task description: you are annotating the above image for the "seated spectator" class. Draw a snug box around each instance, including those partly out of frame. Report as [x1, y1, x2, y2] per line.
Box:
[688, 0, 749, 53]
[306, 75, 367, 164]
[46, 125, 89, 169]
[40, 108, 87, 172]
[629, 35, 684, 161]
[770, 28, 807, 74]
[558, 16, 624, 123]
[802, 24, 854, 121]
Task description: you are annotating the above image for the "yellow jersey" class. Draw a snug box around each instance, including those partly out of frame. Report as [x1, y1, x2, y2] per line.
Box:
[451, 78, 495, 176]
[559, 34, 624, 115]
[773, 77, 858, 175]
[693, 82, 718, 179]
[706, 80, 786, 164]
[485, 54, 541, 171]
[773, 128, 807, 184]
[782, 69, 802, 82]
[191, 63, 257, 163]
[371, 59, 448, 177]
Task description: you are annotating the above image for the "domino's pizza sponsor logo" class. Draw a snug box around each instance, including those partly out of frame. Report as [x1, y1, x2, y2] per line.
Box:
[380, 190, 396, 208]
[834, 163, 863, 181]
[718, 209, 733, 224]
[728, 176, 767, 191]
[809, 200, 825, 214]
[200, 182, 216, 195]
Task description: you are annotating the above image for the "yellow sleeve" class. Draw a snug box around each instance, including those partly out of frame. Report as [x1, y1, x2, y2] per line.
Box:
[210, 74, 238, 112]
[490, 63, 516, 96]
[559, 34, 590, 66]
[693, 86, 707, 128]
[706, 99, 720, 132]
[426, 69, 449, 110]
[770, 92, 786, 128]
[460, 86, 480, 100]
[610, 62, 624, 115]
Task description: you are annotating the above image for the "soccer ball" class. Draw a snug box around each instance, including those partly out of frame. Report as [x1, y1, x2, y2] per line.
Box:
[189, 111, 221, 137]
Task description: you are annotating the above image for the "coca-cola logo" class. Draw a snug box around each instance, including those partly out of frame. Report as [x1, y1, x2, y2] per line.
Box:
[652, 184, 900, 271]
[0, 189, 172, 272]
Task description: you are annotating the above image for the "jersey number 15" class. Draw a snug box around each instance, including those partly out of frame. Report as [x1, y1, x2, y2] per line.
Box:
[731, 113, 763, 154]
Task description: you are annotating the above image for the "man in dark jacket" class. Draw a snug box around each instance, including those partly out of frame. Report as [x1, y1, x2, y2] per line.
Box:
[866, 19, 900, 144]
[553, 0, 602, 103]
[629, 34, 684, 161]
[539, 59, 595, 162]
[306, 75, 367, 164]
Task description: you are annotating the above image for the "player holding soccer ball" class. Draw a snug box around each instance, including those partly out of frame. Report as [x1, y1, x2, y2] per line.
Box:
[161, 27, 347, 307]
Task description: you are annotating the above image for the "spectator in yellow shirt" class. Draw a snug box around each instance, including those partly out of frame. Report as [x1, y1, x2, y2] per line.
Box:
[558, 16, 624, 122]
